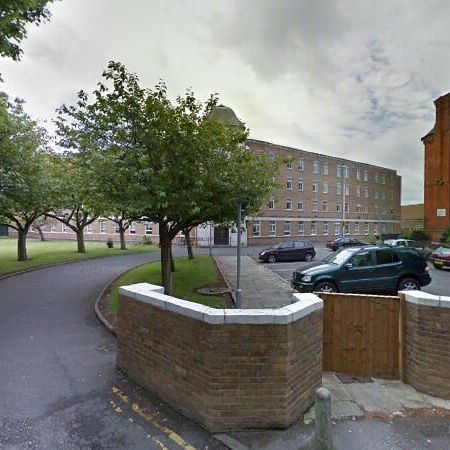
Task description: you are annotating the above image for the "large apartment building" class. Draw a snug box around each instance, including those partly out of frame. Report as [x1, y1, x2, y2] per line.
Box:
[26, 138, 401, 246]
[244, 139, 401, 246]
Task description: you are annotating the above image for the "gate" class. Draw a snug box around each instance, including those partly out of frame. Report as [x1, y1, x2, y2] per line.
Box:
[214, 227, 229, 245]
[319, 293, 403, 379]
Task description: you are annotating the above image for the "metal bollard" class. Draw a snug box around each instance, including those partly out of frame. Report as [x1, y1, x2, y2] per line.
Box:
[313, 387, 333, 450]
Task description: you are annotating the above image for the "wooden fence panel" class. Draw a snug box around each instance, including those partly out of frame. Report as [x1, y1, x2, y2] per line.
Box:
[319, 293, 400, 379]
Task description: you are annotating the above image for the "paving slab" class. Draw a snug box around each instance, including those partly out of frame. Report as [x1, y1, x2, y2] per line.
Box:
[344, 383, 403, 414]
[382, 382, 435, 410]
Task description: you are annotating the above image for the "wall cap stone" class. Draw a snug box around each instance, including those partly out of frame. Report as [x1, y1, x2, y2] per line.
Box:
[119, 283, 323, 324]
[404, 291, 450, 308]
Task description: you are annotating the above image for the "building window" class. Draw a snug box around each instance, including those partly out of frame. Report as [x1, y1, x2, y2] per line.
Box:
[344, 183, 349, 196]
[364, 204, 369, 213]
[287, 159, 293, 169]
[322, 201, 328, 212]
[298, 159, 304, 171]
[323, 182, 328, 194]
[356, 185, 361, 197]
[375, 205, 379, 215]
[345, 202, 349, 213]
[382, 223, 387, 233]
[364, 170, 369, 182]
[343, 223, 349, 234]
[87, 223, 93, 233]
[365, 187, 369, 198]
[336, 203, 341, 212]
[270, 221, 276, 236]
[284, 221, 291, 236]
[286, 199, 292, 210]
[298, 222, 304, 235]
[62, 223, 67, 233]
[100, 220, 107, 233]
[297, 200, 304, 211]
[375, 173, 379, 183]
[252, 221, 260, 237]
[337, 183, 342, 195]
[356, 204, 361, 213]
[337, 166, 342, 178]
[268, 198, 275, 209]
[356, 169, 362, 181]
[382, 191, 386, 200]
[375, 191, 379, 199]
[145, 222, 153, 235]
[344, 166, 349, 178]
[129, 222, 136, 234]
[354, 223, 360, 234]
[374, 224, 378, 235]
[382, 175, 386, 184]
[323, 163, 328, 175]
[313, 161, 319, 174]
[298, 180, 304, 191]
[365, 223, 369, 235]
[390, 191, 394, 201]
[323, 222, 329, 235]
[269, 153, 275, 160]
[115, 223, 120, 233]
[286, 177, 293, 190]
[51, 221, 57, 232]
[311, 222, 317, 235]
[312, 182, 318, 193]
[334, 223, 340, 235]
[312, 200, 318, 211]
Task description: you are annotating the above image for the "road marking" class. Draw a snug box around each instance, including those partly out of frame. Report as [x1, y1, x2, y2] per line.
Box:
[112, 387, 197, 450]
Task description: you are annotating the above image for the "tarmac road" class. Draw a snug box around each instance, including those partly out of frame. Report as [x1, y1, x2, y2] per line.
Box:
[0, 249, 226, 449]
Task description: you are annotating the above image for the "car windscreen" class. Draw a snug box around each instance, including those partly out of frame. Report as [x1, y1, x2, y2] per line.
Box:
[324, 248, 356, 265]
[436, 247, 450, 255]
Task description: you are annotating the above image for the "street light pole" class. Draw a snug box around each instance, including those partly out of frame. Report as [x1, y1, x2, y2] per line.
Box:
[209, 221, 213, 257]
[342, 163, 346, 238]
[236, 200, 242, 308]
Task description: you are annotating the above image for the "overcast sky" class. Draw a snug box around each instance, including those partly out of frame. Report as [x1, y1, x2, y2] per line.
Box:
[1, 0, 449, 204]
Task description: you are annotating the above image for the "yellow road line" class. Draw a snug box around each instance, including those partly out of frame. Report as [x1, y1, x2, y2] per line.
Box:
[112, 386, 197, 450]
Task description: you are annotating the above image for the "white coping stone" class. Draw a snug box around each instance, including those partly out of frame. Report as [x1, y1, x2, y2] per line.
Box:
[120, 284, 323, 325]
[404, 291, 441, 308]
[438, 296, 450, 309]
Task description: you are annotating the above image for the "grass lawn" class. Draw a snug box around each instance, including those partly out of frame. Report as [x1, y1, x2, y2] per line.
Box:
[108, 255, 229, 315]
[0, 238, 158, 275]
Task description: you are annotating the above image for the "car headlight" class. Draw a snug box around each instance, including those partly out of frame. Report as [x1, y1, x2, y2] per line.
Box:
[260, 251, 266, 256]
[302, 275, 312, 282]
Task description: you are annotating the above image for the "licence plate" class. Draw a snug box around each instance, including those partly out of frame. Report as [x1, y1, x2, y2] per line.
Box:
[435, 260, 444, 267]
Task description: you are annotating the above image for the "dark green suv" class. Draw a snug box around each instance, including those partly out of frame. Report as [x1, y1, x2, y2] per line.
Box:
[291, 246, 431, 294]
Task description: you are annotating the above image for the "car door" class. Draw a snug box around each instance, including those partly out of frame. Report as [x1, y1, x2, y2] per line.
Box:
[277, 241, 295, 261]
[337, 249, 376, 292]
[294, 241, 306, 260]
[370, 248, 402, 291]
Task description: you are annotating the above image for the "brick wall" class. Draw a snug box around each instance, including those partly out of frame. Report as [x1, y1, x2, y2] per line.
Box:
[116, 285, 323, 431]
[404, 292, 450, 399]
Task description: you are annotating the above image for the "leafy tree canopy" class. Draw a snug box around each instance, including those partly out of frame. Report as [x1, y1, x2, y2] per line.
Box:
[0, 0, 56, 61]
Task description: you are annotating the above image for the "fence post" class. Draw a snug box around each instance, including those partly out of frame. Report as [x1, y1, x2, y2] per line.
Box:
[312, 387, 333, 450]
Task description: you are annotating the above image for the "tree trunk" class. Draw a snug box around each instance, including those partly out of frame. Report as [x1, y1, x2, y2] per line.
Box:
[17, 228, 28, 261]
[159, 224, 173, 295]
[119, 227, 127, 250]
[36, 226, 46, 242]
[184, 228, 194, 260]
[76, 229, 86, 253]
[170, 245, 175, 272]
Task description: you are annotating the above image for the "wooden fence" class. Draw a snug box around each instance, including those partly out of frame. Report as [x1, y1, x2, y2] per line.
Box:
[318, 293, 402, 379]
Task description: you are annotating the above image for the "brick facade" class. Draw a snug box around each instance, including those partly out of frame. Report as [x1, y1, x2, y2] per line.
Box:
[422, 93, 450, 241]
[246, 139, 401, 245]
[116, 285, 323, 431]
[400, 203, 424, 233]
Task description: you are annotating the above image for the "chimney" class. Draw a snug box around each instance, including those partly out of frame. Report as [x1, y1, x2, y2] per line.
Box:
[434, 93, 450, 134]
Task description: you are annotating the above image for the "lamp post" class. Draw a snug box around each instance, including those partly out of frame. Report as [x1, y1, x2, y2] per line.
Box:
[341, 163, 347, 238]
[209, 220, 213, 256]
[235, 199, 248, 309]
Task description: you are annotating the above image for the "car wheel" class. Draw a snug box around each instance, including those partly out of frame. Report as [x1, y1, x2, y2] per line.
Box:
[314, 281, 337, 293]
[267, 255, 277, 263]
[398, 277, 420, 291]
[304, 252, 314, 262]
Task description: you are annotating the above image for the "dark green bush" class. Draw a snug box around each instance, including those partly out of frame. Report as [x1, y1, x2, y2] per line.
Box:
[106, 239, 114, 248]
[441, 227, 450, 243]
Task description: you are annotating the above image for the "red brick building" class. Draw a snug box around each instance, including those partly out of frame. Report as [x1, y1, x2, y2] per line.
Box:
[422, 93, 450, 240]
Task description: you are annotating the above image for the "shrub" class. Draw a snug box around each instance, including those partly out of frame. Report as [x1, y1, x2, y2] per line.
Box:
[401, 228, 429, 241]
[106, 239, 114, 248]
[141, 235, 153, 245]
[441, 227, 450, 243]
[365, 235, 379, 245]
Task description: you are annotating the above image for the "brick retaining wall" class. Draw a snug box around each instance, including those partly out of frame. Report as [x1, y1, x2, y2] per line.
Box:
[116, 285, 323, 432]
[404, 292, 450, 399]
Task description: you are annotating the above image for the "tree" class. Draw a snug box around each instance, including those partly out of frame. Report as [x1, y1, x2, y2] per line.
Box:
[0, 97, 54, 260]
[56, 62, 278, 294]
[0, 0, 56, 61]
[46, 153, 101, 253]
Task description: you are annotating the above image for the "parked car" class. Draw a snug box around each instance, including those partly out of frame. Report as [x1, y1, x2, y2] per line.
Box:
[291, 245, 431, 294]
[326, 236, 366, 251]
[429, 247, 450, 269]
[383, 239, 432, 259]
[258, 240, 315, 263]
